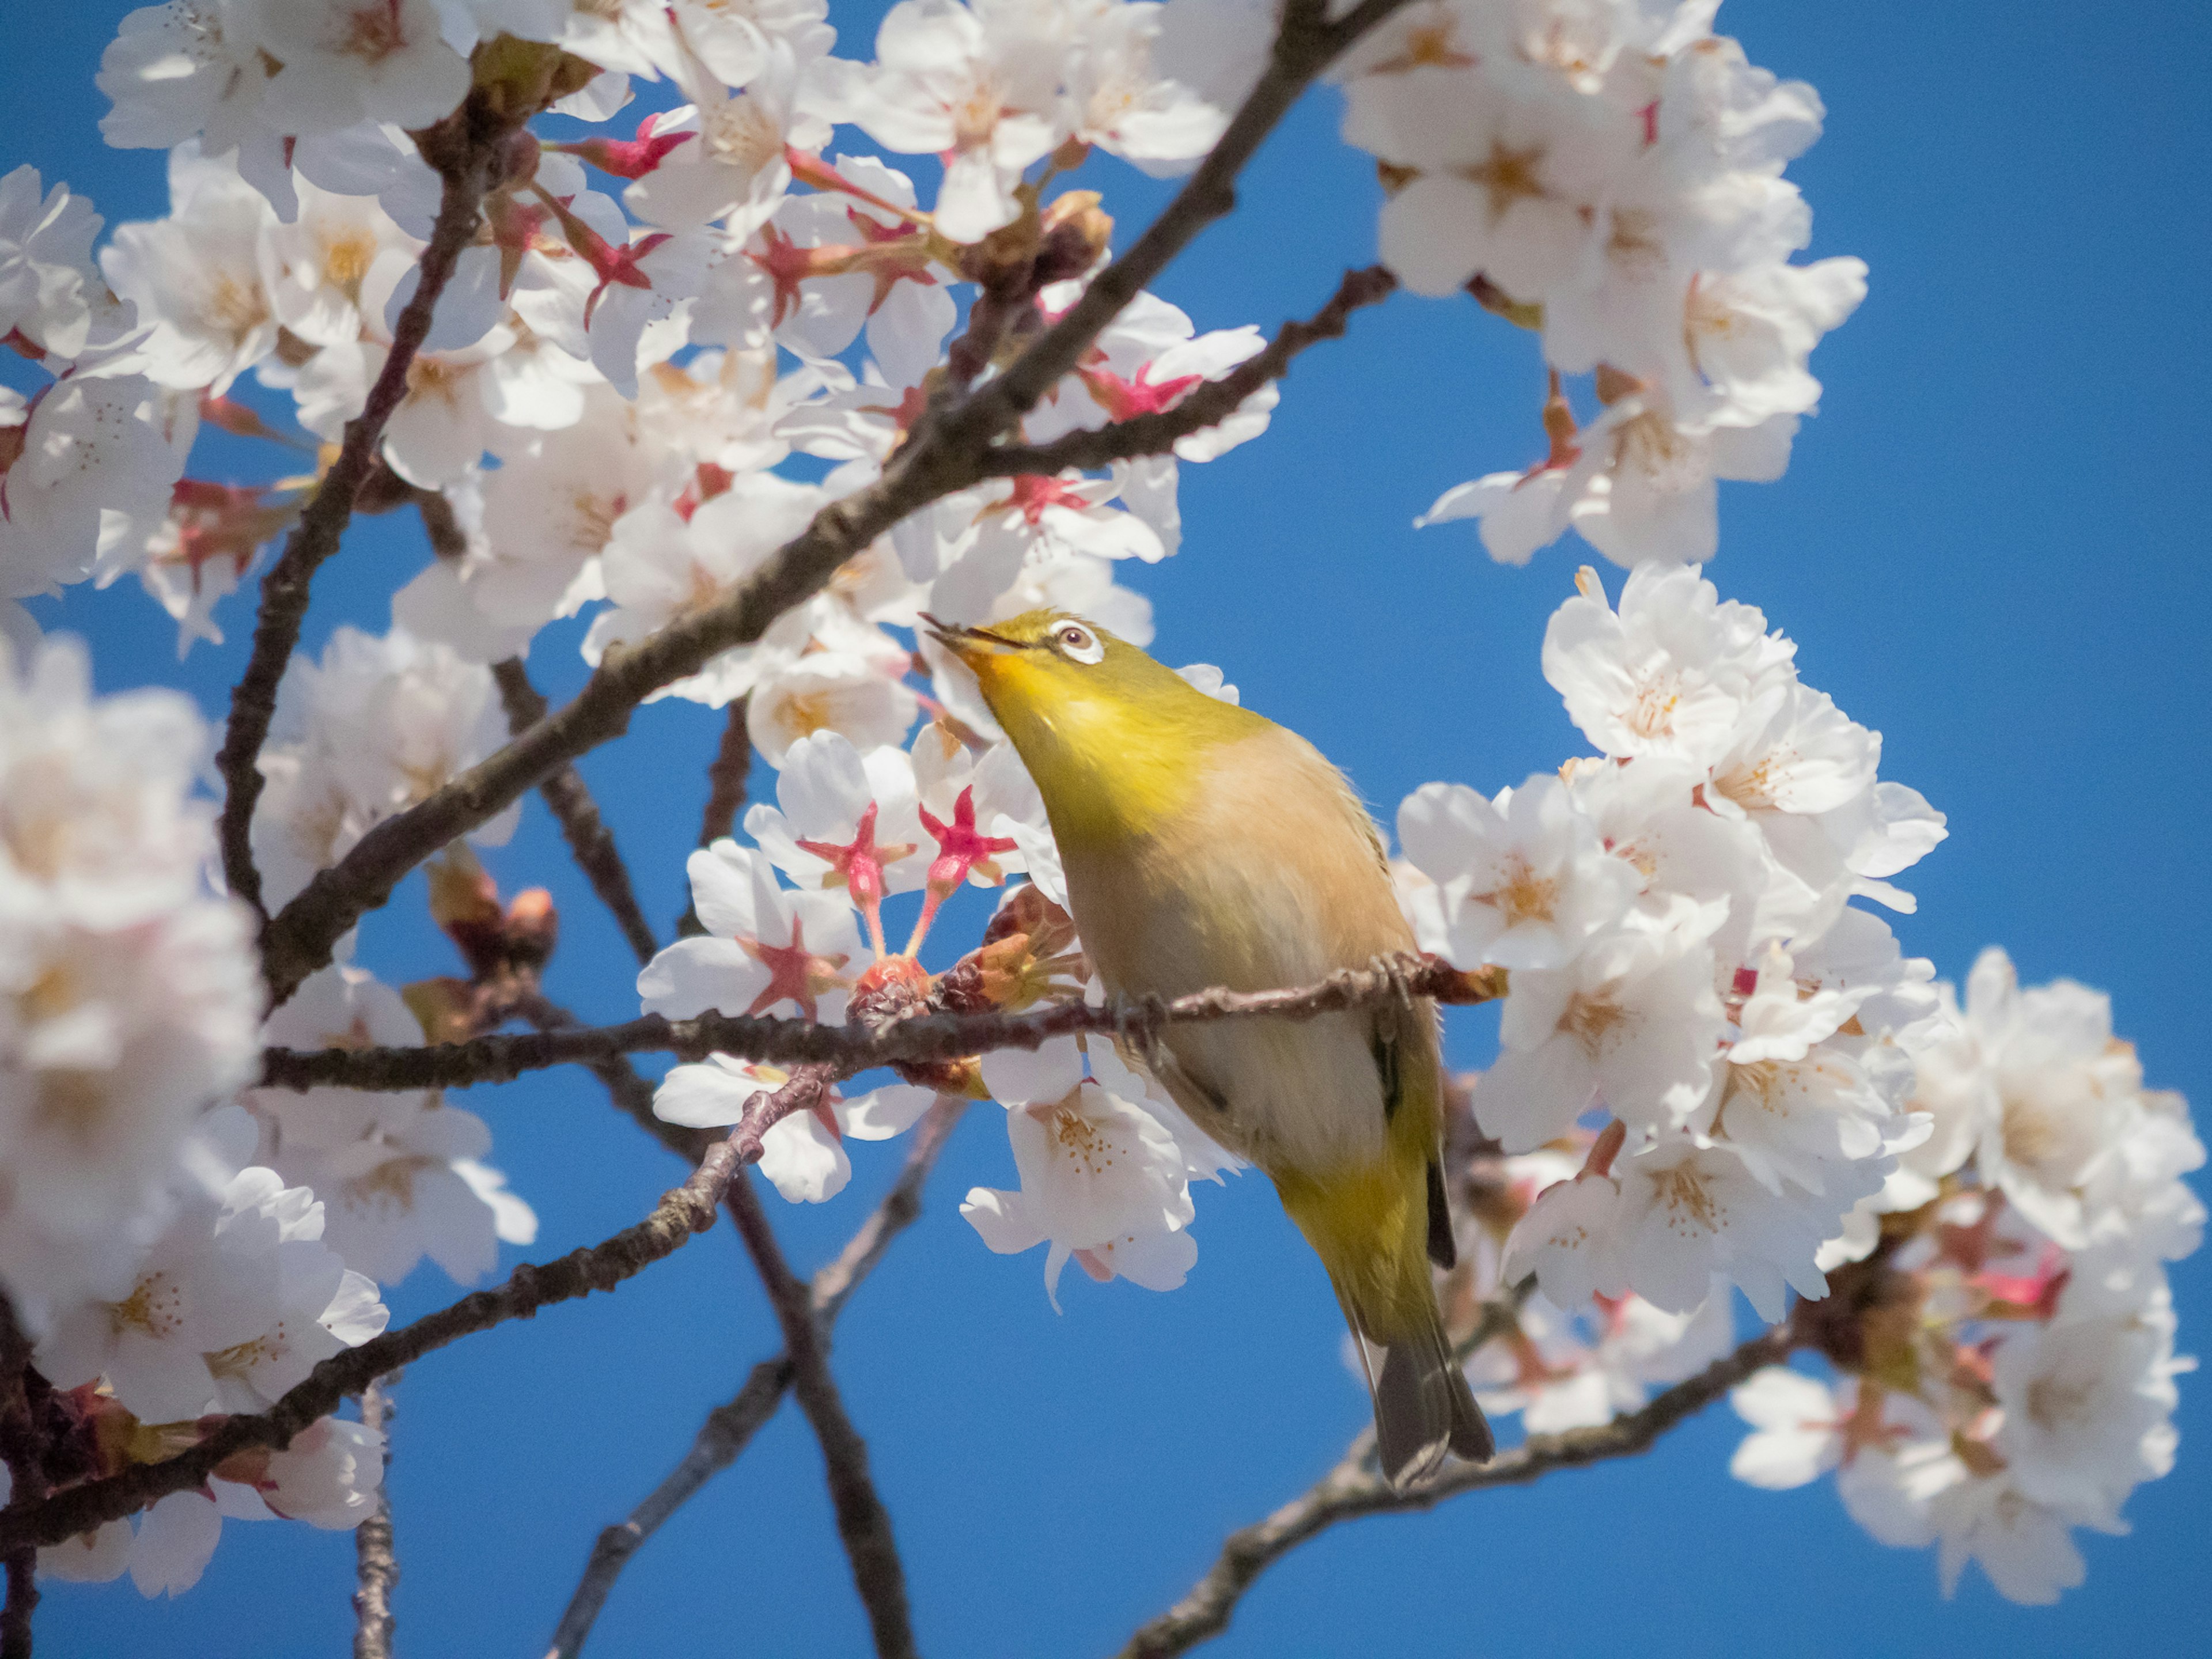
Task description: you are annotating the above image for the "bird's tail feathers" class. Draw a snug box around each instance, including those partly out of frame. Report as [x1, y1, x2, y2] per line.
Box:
[1339, 1286, 1494, 1490]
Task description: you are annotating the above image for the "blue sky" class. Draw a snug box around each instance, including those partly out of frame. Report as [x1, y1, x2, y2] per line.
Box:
[7, 2, 2210, 1655]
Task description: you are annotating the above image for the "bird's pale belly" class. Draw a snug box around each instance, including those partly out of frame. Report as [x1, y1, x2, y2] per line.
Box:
[1062, 838, 1396, 1176]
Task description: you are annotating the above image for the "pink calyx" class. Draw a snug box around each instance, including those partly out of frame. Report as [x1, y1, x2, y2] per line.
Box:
[738, 916, 852, 1022]
[1077, 361, 1204, 423]
[903, 786, 1020, 956]
[552, 113, 696, 180]
[997, 472, 1092, 527]
[796, 801, 917, 959]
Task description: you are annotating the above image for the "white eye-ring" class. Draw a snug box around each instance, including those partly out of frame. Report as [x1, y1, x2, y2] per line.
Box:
[1052, 622, 1105, 665]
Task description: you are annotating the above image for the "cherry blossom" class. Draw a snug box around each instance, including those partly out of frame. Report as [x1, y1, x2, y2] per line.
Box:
[582, 474, 831, 706]
[1396, 773, 1640, 969]
[102, 147, 279, 393]
[963, 1036, 1198, 1308]
[249, 965, 538, 1285]
[0, 166, 110, 361]
[846, 0, 1067, 243]
[654, 1054, 936, 1203]
[257, 0, 472, 132]
[253, 623, 519, 907]
[639, 841, 865, 1025]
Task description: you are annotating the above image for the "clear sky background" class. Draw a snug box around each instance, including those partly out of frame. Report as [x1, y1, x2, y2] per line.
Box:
[7, 2, 2210, 1655]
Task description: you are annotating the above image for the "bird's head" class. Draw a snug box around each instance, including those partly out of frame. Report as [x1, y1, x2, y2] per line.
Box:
[924, 608, 1257, 839]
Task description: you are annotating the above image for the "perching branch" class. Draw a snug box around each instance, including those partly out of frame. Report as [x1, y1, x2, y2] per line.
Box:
[351, 1376, 400, 1659]
[1116, 1324, 1796, 1659]
[0, 1081, 830, 1554]
[212, 102, 512, 926]
[544, 1100, 965, 1659]
[261, 955, 1508, 1095]
[250, 0, 1421, 1005]
[725, 1177, 918, 1659]
[974, 267, 1398, 479]
[492, 659, 659, 965]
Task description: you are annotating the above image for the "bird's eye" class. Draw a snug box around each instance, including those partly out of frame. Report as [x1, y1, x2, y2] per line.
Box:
[1053, 623, 1105, 665]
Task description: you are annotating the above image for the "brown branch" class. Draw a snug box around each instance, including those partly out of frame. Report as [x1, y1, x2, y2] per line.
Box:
[0, 1081, 829, 1554]
[679, 696, 752, 938]
[250, 0, 1418, 1005]
[492, 658, 658, 965]
[0, 1302, 42, 1659]
[543, 1100, 965, 1659]
[975, 266, 1396, 479]
[698, 698, 753, 849]
[725, 1176, 917, 1659]
[213, 103, 510, 925]
[262, 956, 1507, 1094]
[352, 1375, 400, 1659]
[1117, 1325, 1796, 1659]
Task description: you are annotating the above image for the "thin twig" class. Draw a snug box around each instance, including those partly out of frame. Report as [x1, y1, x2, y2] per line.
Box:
[679, 698, 753, 937]
[726, 1177, 918, 1659]
[1116, 1325, 1796, 1659]
[491, 658, 659, 964]
[262, 956, 1507, 1094]
[698, 698, 753, 849]
[251, 0, 1419, 1004]
[213, 105, 509, 926]
[543, 1101, 965, 1658]
[0, 1081, 830, 1553]
[352, 1376, 400, 1659]
[975, 267, 1397, 478]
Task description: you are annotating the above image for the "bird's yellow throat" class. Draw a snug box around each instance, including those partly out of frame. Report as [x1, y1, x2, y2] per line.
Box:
[957, 630, 1259, 851]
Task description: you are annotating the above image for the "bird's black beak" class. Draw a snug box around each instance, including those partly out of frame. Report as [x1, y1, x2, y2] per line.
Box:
[919, 613, 1022, 665]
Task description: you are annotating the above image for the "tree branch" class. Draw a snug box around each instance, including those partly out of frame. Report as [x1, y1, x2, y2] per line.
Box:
[0, 1081, 828, 1553]
[0, 1302, 42, 1659]
[725, 1177, 918, 1659]
[544, 1100, 965, 1659]
[975, 267, 1396, 479]
[261, 956, 1507, 1094]
[213, 105, 509, 926]
[250, 0, 1419, 1005]
[1116, 1324, 1796, 1659]
[352, 1376, 400, 1659]
[492, 660, 658, 965]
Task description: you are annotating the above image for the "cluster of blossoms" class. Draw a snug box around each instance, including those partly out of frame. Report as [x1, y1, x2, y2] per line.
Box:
[0, 641, 535, 1594]
[1397, 566, 2201, 1601]
[1332, 0, 1864, 565]
[643, 714, 1240, 1298]
[1405, 560, 1946, 1324]
[1728, 950, 2200, 1603]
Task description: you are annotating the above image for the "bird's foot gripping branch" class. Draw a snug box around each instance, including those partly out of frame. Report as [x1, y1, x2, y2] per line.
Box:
[0, 0, 2198, 1654]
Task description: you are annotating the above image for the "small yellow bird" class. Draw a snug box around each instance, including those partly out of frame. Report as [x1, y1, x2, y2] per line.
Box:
[929, 608, 1492, 1486]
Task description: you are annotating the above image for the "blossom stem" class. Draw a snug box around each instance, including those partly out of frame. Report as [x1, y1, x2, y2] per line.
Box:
[213, 99, 514, 935]
[679, 697, 753, 938]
